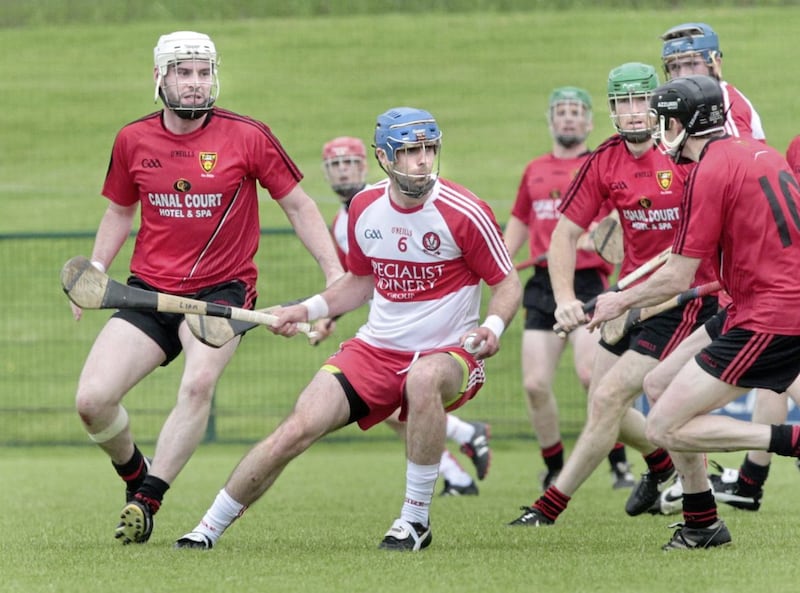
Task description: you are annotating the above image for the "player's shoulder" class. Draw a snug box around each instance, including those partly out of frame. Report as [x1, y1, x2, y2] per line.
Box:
[117, 111, 162, 134]
[588, 135, 625, 158]
[208, 107, 275, 134]
[348, 180, 388, 214]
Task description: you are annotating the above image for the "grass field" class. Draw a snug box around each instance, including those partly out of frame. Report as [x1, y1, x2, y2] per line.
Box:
[2, 443, 800, 593]
[2, 4, 800, 591]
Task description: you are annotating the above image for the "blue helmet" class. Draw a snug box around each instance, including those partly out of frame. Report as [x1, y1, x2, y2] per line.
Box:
[374, 107, 442, 162]
[661, 23, 722, 75]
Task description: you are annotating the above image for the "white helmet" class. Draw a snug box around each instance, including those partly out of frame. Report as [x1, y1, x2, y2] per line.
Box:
[153, 31, 220, 119]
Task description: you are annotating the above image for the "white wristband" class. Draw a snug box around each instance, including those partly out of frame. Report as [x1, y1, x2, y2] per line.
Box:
[91, 260, 106, 273]
[480, 314, 505, 339]
[301, 294, 329, 321]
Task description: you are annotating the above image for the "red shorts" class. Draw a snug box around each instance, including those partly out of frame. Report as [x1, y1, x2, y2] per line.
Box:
[323, 338, 486, 430]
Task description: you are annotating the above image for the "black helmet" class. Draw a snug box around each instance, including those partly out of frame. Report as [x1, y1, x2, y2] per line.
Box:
[650, 75, 726, 137]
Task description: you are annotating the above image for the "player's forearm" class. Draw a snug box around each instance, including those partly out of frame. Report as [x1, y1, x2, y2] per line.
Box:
[485, 269, 523, 329]
[291, 201, 345, 285]
[91, 202, 136, 269]
[502, 215, 528, 259]
[548, 220, 580, 303]
[303, 273, 371, 321]
[617, 258, 694, 309]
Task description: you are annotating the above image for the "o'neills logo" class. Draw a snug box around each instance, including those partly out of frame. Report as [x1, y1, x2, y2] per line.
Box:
[200, 152, 217, 173]
[657, 170, 673, 190]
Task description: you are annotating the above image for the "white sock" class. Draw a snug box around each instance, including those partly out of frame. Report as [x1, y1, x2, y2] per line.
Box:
[445, 414, 475, 445]
[401, 461, 439, 526]
[439, 450, 473, 487]
[192, 488, 246, 544]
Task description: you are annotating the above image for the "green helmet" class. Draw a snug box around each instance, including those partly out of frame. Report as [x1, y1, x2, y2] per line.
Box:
[607, 62, 660, 96]
[549, 86, 592, 112]
[607, 62, 660, 143]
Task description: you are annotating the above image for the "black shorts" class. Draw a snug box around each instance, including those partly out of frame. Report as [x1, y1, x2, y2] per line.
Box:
[696, 328, 800, 392]
[600, 295, 718, 361]
[112, 276, 250, 366]
[704, 306, 728, 340]
[524, 267, 607, 331]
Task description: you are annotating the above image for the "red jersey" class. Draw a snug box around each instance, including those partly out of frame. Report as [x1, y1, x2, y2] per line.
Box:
[102, 108, 302, 294]
[786, 135, 800, 181]
[511, 152, 613, 275]
[721, 82, 765, 141]
[559, 136, 717, 287]
[674, 137, 800, 334]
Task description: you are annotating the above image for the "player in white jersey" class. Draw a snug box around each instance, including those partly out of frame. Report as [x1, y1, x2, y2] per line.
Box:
[316, 136, 494, 494]
[660, 22, 765, 141]
[174, 107, 521, 552]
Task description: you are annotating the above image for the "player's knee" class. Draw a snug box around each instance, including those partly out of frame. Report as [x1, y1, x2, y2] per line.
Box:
[644, 412, 671, 450]
[642, 369, 665, 404]
[522, 376, 551, 405]
[75, 383, 114, 423]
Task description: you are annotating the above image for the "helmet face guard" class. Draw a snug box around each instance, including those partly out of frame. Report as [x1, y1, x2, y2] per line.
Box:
[154, 31, 219, 120]
[650, 75, 727, 161]
[547, 86, 593, 148]
[374, 107, 442, 199]
[321, 136, 368, 201]
[607, 62, 660, 144]
[661, 22, 722, 79]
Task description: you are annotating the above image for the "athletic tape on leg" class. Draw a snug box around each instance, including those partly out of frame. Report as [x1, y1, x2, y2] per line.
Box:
[88, 406, 129, 443]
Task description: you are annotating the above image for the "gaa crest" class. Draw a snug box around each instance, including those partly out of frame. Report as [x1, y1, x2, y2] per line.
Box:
[656, 170, 673, 190]
[200, 152, 218, 173]
[422, 232, 441, 253]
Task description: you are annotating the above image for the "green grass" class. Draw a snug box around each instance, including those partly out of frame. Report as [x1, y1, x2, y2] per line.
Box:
[2, 443, 799, 593]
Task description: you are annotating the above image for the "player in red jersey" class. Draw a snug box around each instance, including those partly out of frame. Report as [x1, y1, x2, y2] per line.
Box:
[71, 31, 343, 545]
[504, 87, 635, 492]
[508, 63, 720, 528]
[589, 75, 800, 549]
[174, 107, 521, 551]
[315, 135, 494, 494]
[658, 22, 790, 511]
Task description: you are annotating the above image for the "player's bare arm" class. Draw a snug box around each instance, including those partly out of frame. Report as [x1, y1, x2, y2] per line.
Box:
[277, 185, 345, 286]
[548, 215, 586, 332]
[70, 202, 138, 321]
[503, 215, 529, 258]
[587, 253, 700, 330]
[461, 268, 522, 359]
[268, 272, 372, 337]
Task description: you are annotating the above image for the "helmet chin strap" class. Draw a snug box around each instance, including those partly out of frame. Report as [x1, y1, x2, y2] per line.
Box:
[391, 169, 437, 199]
[657, 116, 688, 161]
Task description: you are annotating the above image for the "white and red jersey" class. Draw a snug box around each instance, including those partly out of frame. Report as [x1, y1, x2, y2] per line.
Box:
[722, 81, 765, 141]
[559, 136, 717, 287]
[330, 205, 349, 270]
[346, 178, 513, 351]
[674, 137, 800, 334]
[512, 151, 613, 274]
[786, 135, 800, 181]
[102, 107, 302, 294]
